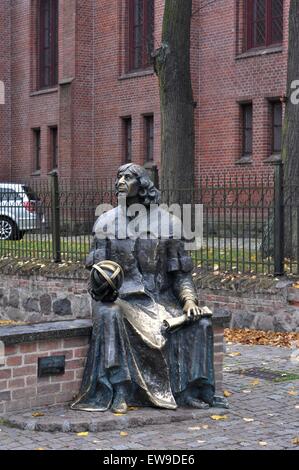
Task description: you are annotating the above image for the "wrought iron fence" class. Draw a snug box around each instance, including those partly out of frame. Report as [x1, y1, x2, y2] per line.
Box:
[0, 164, 297, 275]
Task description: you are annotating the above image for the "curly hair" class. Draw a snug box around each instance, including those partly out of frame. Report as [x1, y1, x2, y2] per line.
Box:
[115, 163, 160, 206]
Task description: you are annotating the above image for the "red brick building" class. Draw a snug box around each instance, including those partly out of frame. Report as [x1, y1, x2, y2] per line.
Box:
[0, 0, 289, 183]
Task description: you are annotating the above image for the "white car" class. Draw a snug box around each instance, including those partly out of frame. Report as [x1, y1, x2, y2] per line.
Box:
[0, 183, 44, 240]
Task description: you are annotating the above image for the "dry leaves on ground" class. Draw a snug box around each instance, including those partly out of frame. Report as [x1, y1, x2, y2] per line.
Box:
[250, 379, 260, 386]
[32, 412, 45, 417]
[0, 320, 27, 327]
[210, 415, 228, 421]
[77, 432, 89, 437]
[223, 390, 232, 397]
[292, 437, 299, 446]
[120, 431, 128, 437]
[225, 328, 299, 348]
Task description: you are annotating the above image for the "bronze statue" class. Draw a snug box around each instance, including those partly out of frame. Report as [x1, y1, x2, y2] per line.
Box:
[72, 164, 228, 413]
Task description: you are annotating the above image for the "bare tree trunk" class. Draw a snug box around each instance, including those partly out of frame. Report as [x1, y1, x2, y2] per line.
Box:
[153, 0, 195, 204]
[282, 0, 299, 259]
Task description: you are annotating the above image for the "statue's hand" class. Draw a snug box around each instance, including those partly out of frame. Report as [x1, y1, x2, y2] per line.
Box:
[183, 301, 213, 321]
[183, 300, 203, 321]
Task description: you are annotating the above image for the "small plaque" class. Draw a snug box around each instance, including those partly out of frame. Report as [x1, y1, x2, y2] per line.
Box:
[38, 355, 65, 377]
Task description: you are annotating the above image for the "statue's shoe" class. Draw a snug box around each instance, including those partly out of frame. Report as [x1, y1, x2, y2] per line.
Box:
[185, 397, 210, 409]
[111, 397, 128, 414]
[212, 396, 229, 409]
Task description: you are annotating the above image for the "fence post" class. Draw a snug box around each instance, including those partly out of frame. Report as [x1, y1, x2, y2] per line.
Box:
[50, 171, 61, 263]
[273, 160, 284, 276]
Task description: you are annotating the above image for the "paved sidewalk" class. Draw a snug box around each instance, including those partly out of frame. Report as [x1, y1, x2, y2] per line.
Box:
[0, 343, 298, 450]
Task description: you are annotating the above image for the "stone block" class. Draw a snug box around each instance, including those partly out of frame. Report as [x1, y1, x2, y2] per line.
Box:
[8, 289, 19, 308]
[40, 294, 52, 316]
[23, 297, 40, 313]
[230, 311, 255, 329]
[53, 298, 72, 316]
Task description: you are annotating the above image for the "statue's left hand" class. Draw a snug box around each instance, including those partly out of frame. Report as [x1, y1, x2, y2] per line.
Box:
[183, 300, 203, 321]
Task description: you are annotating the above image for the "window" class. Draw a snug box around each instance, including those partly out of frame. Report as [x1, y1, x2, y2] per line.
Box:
[39, 0, 58, 88]
[123, 118, 132, 163]
[128, 0, 154, 71]
[50, 126, 58, 169]
[241, 104, 253, 157]
[246, 0, 283, 50]
[271, 101, 282, 154]
[33, 129, 41, 172]
[144, 115, 154, 162]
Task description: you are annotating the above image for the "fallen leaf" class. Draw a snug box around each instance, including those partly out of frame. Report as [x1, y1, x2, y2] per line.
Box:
[32, 412, 44, 417]
[120, 431, 128, 437]
[259, 441, 268, 446]
[202, 425, 209, 429]
[113, 413, 126, 416]
[292, 437, 299, 445]
[228, 352, 241, 357]
[251, 379, 260, 386]
[243, 418, 254, 422]
[210, 415, 228, 421]
[288, 391, 298, 396]
[77, 432, 89, 437]
[224, 328, 299, 348]
[223, 390, 232, 397]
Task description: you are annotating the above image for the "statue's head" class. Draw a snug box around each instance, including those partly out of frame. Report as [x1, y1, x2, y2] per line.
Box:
[115, 163, 160, 206]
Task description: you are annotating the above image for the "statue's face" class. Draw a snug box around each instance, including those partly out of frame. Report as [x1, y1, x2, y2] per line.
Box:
[116, 169, 139, 198]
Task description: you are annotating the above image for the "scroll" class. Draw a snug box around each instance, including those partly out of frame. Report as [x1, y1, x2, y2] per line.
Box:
[163, 306, 213, 332]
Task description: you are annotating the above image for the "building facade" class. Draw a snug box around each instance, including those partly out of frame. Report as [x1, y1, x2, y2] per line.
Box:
[0, 0, 289, 183]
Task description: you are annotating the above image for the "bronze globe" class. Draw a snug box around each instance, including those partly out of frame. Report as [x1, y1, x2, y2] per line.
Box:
[89, 260, 124, 302]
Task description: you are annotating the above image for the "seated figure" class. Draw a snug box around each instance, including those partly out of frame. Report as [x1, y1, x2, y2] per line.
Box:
[72, 163, 228, 413]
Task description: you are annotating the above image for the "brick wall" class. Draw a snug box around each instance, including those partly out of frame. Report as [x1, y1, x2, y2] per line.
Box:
[0, 0, 11, 180]
[0, 335, 89, 414]
[196, 275, 299, 333]
[3, 0, 289, 182]
[198, 0, 290, 179]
